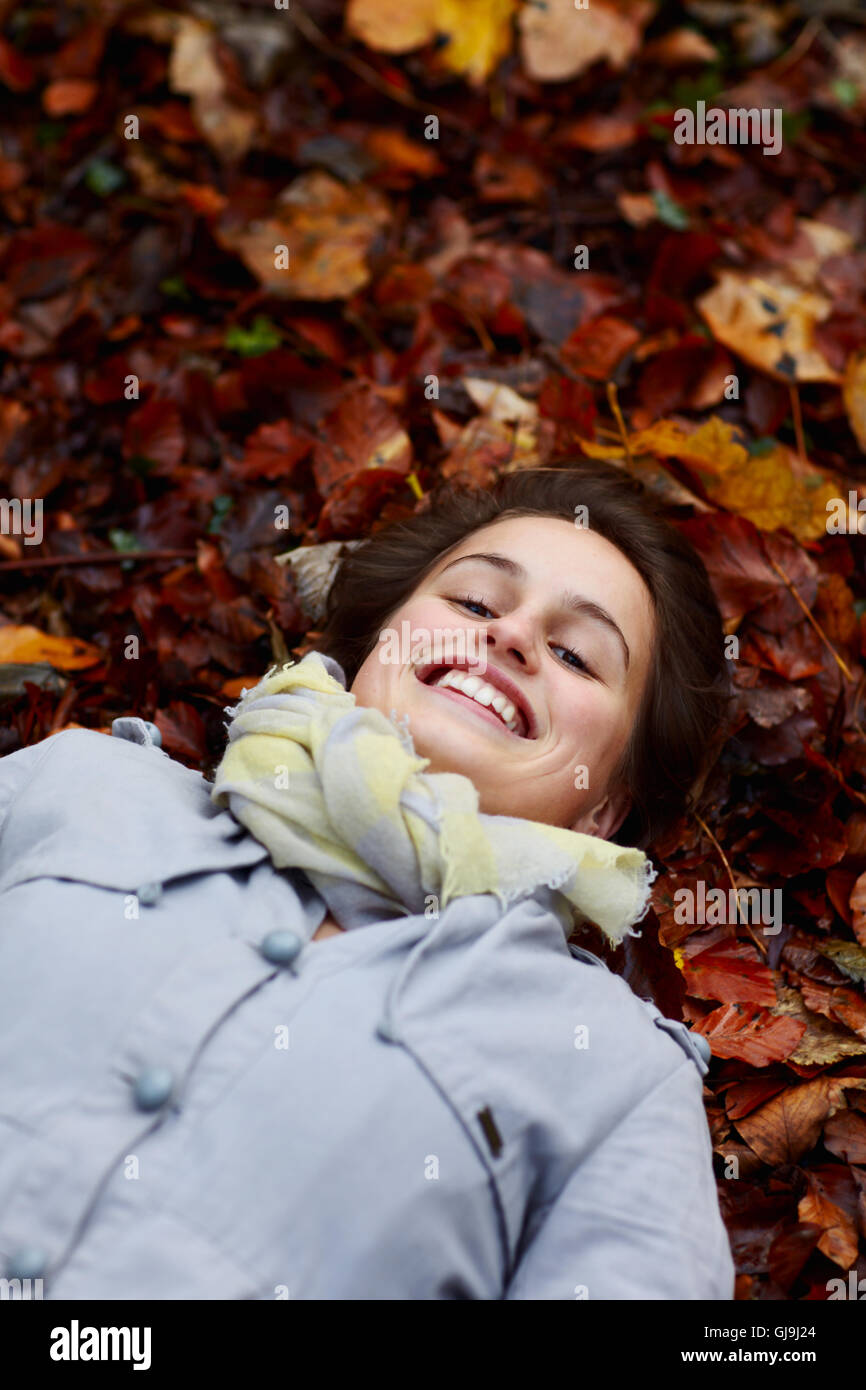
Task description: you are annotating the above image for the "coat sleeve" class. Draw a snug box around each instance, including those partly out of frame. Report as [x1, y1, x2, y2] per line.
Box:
[503, 1059, 735, 1301]
[0, 738, 53, 841]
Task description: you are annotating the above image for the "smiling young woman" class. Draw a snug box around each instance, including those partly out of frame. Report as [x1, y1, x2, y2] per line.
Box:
[0, 459, 737, 1301]
[316, 462, 732, 850]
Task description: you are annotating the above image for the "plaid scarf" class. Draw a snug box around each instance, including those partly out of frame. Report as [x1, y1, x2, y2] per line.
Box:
[210, 652, 655, 946]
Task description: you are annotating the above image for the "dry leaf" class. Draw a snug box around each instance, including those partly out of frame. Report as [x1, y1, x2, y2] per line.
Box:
[346, 0, 516, 85]
[216, 171, 391, 299]
[697, 271, 842, 384]
[518, 0, 651, 83]
[462, 378, 537, 421]
[771, 985, 866, 1066]
[843, 350, 866, 453]
[0, 625, 103, 671]
[798, 1178, 859, 1269]
[735, 1076, 833, 1165]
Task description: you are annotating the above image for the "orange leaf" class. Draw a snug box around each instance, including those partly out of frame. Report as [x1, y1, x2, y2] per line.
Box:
[0, 625, 103, 670]
[798, 1178, 859, 1269]
[693, 1002, 805, 1067]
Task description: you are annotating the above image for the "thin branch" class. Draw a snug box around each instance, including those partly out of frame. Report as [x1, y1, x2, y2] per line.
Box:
[692, 810, 768, 958]
[789, 383, 807, 463]
[289, 7, 480, 141]
[764, 552, 854, 682]
[606, 381, 632, 467]
[0, 549, 198, 572]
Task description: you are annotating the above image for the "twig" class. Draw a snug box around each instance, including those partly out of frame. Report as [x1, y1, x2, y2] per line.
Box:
[406, 471, 425, 501]
[692, 810, 768, 958]
[766, 15, 824, 76]
[764, 552, 854, 682]
[789, 383, 807, 463]
[0, 549, 198, 572]
[606, 381, 632, 467]
[289, 7, 480, 141]
[49, 682, 79, 733]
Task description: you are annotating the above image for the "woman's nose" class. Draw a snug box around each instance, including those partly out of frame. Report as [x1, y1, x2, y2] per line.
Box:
[483, 608, 539, 669]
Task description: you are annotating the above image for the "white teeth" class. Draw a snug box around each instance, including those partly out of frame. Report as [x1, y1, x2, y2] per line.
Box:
[427, 668, 524, 735]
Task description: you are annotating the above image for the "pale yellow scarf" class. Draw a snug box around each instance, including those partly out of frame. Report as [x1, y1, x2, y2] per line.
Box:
[210, 652, 655, 945]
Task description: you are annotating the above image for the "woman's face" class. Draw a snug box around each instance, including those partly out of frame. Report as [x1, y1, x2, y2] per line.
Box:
[349, 514, 655, 837]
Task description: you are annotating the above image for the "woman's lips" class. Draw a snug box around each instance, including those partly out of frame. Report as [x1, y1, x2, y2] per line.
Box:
[420, 679, 524, 737]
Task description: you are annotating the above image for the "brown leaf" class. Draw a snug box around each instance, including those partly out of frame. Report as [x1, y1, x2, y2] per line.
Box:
[823, 1110, 866, 1164]
[850, 871, 866, 948]
[798, 1176, 859, 1269]
[843, 350, 866, 451]
[216, 172, 391, 300]
[735, 1077, 833, 1165]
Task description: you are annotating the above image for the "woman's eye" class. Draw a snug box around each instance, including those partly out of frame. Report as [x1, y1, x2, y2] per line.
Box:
[454, 596, 493, 618]
[551, 644, 592, 676]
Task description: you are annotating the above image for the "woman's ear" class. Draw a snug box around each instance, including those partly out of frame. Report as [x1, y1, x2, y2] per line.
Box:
[570, 785, 631, 841]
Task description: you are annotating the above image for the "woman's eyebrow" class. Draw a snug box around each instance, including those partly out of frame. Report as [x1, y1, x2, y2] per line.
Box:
[437, 552, 630, 671]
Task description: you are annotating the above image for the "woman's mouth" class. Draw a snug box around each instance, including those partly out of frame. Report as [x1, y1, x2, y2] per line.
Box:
[414, 665, 534, 738]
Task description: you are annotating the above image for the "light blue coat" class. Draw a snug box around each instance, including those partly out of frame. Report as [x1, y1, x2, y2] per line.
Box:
[0, 720, 735, 1300]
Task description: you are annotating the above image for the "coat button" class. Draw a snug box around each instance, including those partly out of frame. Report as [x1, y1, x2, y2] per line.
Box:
[6, 1246, 47, 1280]
[137, 882, 163, 907]
[133, 1066, 175, 1111]
[260, 930, 303, 965]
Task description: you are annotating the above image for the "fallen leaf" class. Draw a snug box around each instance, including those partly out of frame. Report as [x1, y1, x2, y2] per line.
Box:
[798, 1175, 859, 1269]
[346, 0, 516, 85]
[824, 1110, 866, 1164]
[692, 1001, 806, 1067]
[0, 626, 103, 671]
[850, 871, 866, 949]
[344, 0, 436, 54]
[735, 1077, 833, 1165]
[843, 350, 866, 451]
[461, 377, 537, 421]
[697, 271, 843, 384]
[518, 0, 650, 83]
[312, 383, 413, 493]
[771, 985, 866, 1066]
[216, 171, 392, 300]
[682, 937, 778, 1007]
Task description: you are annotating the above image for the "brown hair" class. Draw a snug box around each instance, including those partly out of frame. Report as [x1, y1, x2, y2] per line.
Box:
[311, 463, 733, 850]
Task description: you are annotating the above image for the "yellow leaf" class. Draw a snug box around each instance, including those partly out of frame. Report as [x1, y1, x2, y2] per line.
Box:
[574, 435, 631, 459]
[0, 625, 103, 670]
[435, 0, 517, 84]
[843, 350, 866, 453]
[578, 416, 843, 540]
[345, 0, 516, 84]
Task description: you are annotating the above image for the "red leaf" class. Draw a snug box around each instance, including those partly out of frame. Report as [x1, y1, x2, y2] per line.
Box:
[694, 1002, 806, 1067]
